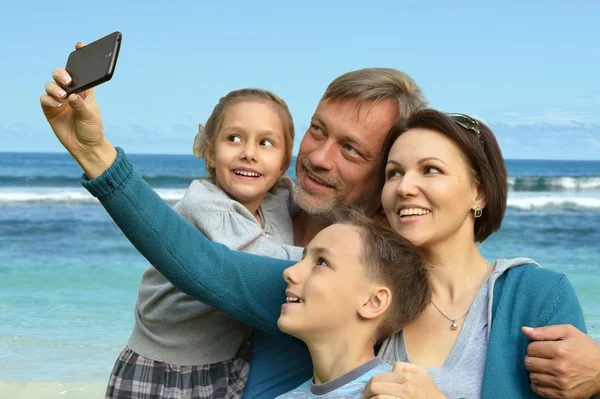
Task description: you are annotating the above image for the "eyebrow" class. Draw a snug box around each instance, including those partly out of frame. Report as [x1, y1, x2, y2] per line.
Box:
[305, 245, 336, 261]
[221, 125, 282, 139]
[386, 157, 448, 167]
[312, 115, 372, 159]
[418, 157, 447, 166]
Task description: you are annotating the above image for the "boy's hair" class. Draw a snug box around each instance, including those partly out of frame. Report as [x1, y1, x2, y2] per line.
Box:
[333, 206, 431, 343]
[322, 68, 427, 121]
[193, 88, 295, 179]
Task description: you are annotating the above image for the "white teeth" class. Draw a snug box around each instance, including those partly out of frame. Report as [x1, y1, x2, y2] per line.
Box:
[307, 172, 330, 187]
[234, 170, 261, 177]
[286, 297, 304, 303]
[400, 208, 431, 217]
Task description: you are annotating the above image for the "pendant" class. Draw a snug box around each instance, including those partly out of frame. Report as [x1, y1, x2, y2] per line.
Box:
[451, 320, 458, 330]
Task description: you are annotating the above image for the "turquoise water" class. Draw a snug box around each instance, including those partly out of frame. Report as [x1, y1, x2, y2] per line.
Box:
[0, 152, 599, 381]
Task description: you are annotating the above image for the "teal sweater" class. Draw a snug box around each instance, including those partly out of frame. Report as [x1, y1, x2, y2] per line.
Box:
[83, 149, 587, 398]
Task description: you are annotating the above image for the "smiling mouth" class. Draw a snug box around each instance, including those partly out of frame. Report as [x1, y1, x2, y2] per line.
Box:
[285, 296, 304, 304]
[233, 170, 261, 178]
[399, 208, 431, 218]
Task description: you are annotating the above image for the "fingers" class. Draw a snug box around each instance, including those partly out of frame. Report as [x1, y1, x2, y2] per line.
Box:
[531, 382, 563, 399]
[529, 372, 567, 390]
[522, 325, 576, 341]
[527, 341, 558, 359]
[75, 41, 85, 50]
[525, 354, 557, 374]
[362, 381, 403, 399]
[40, 94, 63, 109]
[51, 68, 72, 88]
[45, 81, 67, 101]
[392, 362, 422, 373]
[67, 93, 93, 117]
[369, 371, 406, 384]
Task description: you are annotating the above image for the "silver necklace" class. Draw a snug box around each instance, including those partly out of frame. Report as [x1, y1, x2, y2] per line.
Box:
[430, 261, 492, 330]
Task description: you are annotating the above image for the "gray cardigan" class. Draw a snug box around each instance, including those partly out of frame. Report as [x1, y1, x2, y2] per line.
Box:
[127, 178, 303, 365]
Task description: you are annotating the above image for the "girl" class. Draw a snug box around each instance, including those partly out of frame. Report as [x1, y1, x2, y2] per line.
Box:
[106, 88, 302, 398]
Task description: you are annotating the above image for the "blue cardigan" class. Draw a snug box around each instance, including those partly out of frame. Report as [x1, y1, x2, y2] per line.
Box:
[83, 149, 587, 398]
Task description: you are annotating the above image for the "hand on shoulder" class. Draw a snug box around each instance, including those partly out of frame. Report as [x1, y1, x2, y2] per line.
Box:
[523, 324, 600, 398]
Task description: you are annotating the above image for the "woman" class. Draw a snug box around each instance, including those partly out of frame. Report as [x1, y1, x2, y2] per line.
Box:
[366, 110, 586, 398]
[41, 77, 587, 397]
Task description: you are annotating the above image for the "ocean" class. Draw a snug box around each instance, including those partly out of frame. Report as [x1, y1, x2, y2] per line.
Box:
[1, 152, 599, 397]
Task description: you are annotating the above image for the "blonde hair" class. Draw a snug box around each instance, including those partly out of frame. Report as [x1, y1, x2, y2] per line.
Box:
[193, 88, 295, 178]
[322, 68, 427, 120]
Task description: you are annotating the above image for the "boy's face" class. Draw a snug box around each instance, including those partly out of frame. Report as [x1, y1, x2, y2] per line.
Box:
[278, 224, 374, 341]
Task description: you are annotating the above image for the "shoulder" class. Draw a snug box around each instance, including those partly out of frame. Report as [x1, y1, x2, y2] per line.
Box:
[261, 176, 296, 215]
[174, 179, 234, 214]
[267, 176, 294, 199]
[501, 260, 568, 291]
[494, 259, 581, 326]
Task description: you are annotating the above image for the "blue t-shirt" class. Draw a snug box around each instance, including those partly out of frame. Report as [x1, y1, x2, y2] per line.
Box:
[276, 358, 391, 398]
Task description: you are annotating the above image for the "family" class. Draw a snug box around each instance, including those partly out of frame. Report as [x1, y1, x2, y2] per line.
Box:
[41, 42, 600, 399]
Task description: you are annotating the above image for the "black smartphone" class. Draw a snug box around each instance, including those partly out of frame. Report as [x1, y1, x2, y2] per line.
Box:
[62, 31, 122, 96]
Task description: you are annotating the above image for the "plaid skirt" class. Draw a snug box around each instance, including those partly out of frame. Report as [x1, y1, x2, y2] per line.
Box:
[105, 345, 251, 399]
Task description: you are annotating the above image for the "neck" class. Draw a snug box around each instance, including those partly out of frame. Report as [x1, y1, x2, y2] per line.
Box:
[293, 211, 331, 247]
[422, 225, 489, 301]
[305, 328, 377, 385]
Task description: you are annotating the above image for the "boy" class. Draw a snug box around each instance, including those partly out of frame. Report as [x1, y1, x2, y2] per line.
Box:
[276, 207, 431, 398]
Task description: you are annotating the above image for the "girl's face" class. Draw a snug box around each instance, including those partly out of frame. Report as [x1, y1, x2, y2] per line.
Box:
[209, 101, 288, 212]
[381, 128, 485, 250]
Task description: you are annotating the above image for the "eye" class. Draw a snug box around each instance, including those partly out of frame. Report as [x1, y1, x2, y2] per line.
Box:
[227, 135, 242, 143]
[343, 144, 356, 153]
[424, 166, 441, 174]
[386, 168, 403, 180]
[259, 139, 274, 147]
[310, 124, 325, 137]
[316, 257, 329, 267]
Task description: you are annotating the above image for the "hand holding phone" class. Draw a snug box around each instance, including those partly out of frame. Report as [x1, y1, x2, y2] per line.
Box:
[62, 31, 122, 96]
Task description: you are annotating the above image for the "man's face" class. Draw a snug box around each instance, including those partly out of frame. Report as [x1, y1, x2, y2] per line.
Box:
[294, 98, 398, 218]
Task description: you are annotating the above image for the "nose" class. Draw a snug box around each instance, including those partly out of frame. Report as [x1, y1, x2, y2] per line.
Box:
[240, 141, 257, 162]
[396, 171, 420, 197]
[283, 260, 308, 285]
[308, 140, 335, 171]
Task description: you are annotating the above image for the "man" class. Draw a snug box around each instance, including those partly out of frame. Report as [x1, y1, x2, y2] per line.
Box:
[42, 63, 599, 398]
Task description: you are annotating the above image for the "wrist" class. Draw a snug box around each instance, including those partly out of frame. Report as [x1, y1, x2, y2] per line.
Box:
[73, 140, 117, 180]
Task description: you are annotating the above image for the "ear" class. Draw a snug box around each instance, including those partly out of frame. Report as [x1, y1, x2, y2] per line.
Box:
[358, 286, 392, 320]
[204, 141, 215, 169]
[472, 182, 487, 211]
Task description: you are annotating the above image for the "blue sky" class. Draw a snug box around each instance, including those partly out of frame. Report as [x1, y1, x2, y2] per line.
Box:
[2, 0, 599, 159]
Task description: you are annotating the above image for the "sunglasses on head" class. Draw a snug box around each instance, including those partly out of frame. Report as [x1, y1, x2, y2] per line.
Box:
[446, 113, 483, 147]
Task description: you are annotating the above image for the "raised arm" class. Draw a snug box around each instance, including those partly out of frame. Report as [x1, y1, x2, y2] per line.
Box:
[83, 148, 293, 336]
[41, 64, 292, 337]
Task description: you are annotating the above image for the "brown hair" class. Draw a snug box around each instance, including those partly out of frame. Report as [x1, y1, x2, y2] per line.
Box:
[193, 88, 295, 178]
[382, 109, 508, 242]
[333, 206, 431, 343]
[322, 68, 427, 121]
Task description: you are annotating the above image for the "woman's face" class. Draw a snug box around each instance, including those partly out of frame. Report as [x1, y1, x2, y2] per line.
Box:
[381, 128, 485, 249]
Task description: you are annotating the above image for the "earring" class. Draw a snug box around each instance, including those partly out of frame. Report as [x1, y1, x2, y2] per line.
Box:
[473, 207, 483, 218]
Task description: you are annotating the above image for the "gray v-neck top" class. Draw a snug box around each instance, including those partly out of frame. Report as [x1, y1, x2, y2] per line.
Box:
[381, 278, 491, 399]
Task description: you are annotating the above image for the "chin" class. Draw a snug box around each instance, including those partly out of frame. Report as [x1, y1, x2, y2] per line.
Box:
[277, 318, 302, 339]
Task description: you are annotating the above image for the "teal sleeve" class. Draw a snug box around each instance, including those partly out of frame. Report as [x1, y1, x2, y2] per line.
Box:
[538, 274, 587, 334]
[81, 148, 294, 338]
[483, 266, 590, 399]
